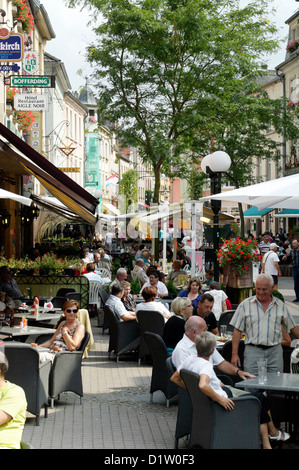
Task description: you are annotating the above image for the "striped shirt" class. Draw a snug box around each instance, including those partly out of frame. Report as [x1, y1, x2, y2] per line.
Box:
[230, 295, 296, 346]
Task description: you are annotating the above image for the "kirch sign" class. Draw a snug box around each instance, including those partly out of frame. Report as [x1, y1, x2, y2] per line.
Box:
[0, 33, 24, 62]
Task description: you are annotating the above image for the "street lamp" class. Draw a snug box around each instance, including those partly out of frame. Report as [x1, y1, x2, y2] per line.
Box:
[201, 151, 231, 282]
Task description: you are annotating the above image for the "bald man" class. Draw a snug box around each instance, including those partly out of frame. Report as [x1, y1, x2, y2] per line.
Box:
[171, 316, 254, 381]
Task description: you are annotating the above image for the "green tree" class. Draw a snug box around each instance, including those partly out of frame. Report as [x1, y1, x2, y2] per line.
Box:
[118, 169, 139, 212]
[201, 73, 299, 235]
[67, 0, 282, 203]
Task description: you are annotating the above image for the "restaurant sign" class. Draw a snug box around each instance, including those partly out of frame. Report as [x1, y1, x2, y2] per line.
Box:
[10, 75, 55, 88]
[14, 94, 48, 111]
[0, 33, 23, 62]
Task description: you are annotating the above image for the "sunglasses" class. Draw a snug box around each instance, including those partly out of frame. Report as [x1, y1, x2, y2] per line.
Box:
[65, 308, 78, 313]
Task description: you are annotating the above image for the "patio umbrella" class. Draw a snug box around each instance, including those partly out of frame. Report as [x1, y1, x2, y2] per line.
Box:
[199, 173, 299, 211]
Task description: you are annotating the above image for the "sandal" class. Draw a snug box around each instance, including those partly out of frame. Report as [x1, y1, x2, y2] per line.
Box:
[269, 430, 290, 441]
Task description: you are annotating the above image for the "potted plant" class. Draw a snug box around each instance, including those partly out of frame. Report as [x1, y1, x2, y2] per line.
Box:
[12, 0, 34, 34]
[217, 237, 261, 280]
[286, 40, 299, 54]
[166, 280, 179, 298]
[130, 278, 141, 295]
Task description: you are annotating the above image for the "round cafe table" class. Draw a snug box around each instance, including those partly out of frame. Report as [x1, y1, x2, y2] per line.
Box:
[0, 325, 56, 343]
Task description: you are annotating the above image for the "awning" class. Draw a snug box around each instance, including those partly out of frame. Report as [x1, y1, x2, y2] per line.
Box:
[30, 195, 88, 222]
[0, 123, 98, 225]
[243, 206, 274, 219]
[0, 188, 32, 207]
[274, 209, 299, 218]
[101, 202, 119, 216]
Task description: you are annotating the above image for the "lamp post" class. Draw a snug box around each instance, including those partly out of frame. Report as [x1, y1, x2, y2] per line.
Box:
[201, 151, 231, 282]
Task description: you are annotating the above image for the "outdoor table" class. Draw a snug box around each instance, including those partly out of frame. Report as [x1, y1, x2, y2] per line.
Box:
[0, 325, 56, 343]
[135, 297, 171, 309]
[14, 312, 61, 327]
[235, 372, 299, 435]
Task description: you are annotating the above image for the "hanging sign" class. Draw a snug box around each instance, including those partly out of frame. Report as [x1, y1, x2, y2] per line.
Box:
[23, 51, 39, 74]
[14, 93, 48, 111]
[0, 33, 24, 62]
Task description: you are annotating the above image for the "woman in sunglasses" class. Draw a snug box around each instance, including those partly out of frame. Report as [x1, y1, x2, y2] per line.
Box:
[31, 299, 85, 362]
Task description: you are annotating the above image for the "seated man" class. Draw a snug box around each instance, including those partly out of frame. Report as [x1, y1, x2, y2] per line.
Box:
[140, 270, 168, 297]
[83, 262, 105, 287]
[0, 266, 23, 307]
[106, 283, 136, 322]
[196, 293, 219, 335]
[109, 268, 128, 293]
[0, 351, 27, 449]
[166, 260, 186, 283]
[132, 259, 148, 286]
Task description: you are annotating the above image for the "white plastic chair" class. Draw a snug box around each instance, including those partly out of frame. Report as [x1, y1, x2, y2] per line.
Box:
[88, 280, 102, 310]
[98, 267, 111, 279]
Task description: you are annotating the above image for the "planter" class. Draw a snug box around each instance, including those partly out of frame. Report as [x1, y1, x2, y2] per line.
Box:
[226, 286, 253, 305]
[227, 263, 253, 289]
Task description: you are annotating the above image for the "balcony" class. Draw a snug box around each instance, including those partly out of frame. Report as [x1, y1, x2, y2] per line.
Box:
[284, 157, 299, 176]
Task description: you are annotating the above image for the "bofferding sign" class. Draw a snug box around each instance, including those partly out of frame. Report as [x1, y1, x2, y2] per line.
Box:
[14, 94, 48, 111]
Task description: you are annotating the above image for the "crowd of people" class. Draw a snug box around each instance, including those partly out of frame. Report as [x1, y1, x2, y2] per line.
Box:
[1, 228, 299, 449]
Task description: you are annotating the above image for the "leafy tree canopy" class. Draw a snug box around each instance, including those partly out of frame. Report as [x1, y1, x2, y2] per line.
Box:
[67, 0, 293, 202]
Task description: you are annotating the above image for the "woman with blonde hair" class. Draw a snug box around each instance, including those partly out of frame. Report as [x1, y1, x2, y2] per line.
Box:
[163, 297, 193, 353]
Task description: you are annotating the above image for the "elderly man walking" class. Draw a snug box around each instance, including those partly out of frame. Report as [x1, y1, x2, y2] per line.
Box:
[261, 243, 282, 290]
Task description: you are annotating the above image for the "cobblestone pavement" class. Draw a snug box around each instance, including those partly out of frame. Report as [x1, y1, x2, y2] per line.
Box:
[21, 276, 299, 450]
[22, 319, 179, 450]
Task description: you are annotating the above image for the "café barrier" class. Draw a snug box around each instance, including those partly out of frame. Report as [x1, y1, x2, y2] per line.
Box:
[15, 275, 89, 309]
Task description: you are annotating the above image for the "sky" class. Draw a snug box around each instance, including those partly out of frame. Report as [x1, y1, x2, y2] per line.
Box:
[41, 0, 299, 93]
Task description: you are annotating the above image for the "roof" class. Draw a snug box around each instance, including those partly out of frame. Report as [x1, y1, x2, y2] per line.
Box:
[79, 85, 98, 107]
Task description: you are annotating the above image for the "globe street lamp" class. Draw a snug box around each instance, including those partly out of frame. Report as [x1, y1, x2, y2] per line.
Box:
[201, 151, 231, 282]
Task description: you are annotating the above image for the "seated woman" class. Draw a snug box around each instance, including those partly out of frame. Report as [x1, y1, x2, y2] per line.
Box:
[31, 299, 85, 363]
[121, 281, 136, 312]
[162, 297, 193, 353]
[177, 277, 202, 314]
[171, 331, 290, 449]
[135, 286, 172, 322]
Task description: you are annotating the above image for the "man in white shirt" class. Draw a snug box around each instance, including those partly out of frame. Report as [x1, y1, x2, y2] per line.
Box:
[171, 316, 252, 381]
[83, 263, 105, 287]
[140, 270, 168, 297]
[261, 243, 282, 290]
[106, 283, 136, 321]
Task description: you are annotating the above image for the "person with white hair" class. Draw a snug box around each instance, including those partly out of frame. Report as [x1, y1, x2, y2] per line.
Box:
[261, 243, 282, 290]
[109, 268, 128, 293]
[131, 258, 148, 286]
[230, 273, 299, 382]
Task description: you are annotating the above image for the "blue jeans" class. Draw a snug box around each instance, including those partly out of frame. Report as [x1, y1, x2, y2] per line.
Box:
[293, 266, 299, 300]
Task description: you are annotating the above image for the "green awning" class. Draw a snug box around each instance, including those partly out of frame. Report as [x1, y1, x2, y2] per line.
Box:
[274, 209, 299, 218]
[243, 206, 273, 219]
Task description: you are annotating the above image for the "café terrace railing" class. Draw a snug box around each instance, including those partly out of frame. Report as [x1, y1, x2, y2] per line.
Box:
[15, 275, 89, 309]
